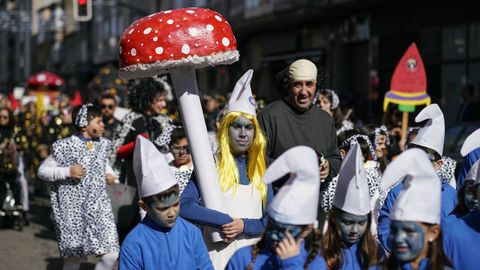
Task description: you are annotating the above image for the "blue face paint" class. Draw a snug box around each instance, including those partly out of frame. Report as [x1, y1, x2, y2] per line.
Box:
[389, 221, 425, 262]
[338, 211, 369, 245]
[464, 180, 478, 211]
[228, 115, 254, 155]
[147, 193, 180, 228]
[264, 219, 304, 250]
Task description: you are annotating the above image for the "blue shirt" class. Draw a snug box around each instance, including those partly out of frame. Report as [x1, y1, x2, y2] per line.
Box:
[457, 148, 480, 190]
[180, 156, 274, 235]
[369, 258, 430, 270]
[378, 180, 457, 251]
[305, 242, 364, 270]
[226, 242, 314, 270]
[443, 209, 480, 270]
[227, 242, 371, 270]
[119, 216, 213, 270]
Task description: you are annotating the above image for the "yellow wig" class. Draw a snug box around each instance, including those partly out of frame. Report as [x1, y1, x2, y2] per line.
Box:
[216, 111, 268, 206]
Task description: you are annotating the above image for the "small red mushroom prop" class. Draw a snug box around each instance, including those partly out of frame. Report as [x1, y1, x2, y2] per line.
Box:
[118, 7, 238, 241]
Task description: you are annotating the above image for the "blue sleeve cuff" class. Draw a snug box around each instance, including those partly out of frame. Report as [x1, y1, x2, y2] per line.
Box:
[280, 254, 304, 270]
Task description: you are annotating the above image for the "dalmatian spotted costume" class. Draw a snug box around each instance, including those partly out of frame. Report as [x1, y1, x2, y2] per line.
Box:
[51, 136, 119, 258]
[169, 163, 194, 195]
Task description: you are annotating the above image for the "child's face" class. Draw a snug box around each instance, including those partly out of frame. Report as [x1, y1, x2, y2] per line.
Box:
[170, 138, 191, 167]
[146, 193, 180, 228]
[338, 211, 369, 245]
[228, 115, 254, 155]
[265, 219, 304, 250]
[85, 116, 105, 138]
[389, 221, 427, 263]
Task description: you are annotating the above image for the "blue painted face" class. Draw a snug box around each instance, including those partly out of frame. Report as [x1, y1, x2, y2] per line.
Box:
[389, 221, 426, 262]
[228, 115, 254, 155]
[338, 211, 369, 245]
[147, 193, 180, 228]
[264, 219, 304, 250]
[464, 180, 478, 211]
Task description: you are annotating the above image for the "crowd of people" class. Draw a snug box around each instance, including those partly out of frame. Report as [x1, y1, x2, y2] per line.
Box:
[0, 58, 479, 270]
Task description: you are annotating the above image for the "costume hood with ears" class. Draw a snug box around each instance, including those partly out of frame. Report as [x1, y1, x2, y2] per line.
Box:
[226, 69, 256, 116]
[411, 104, 445, 156]
[461, 128, 480, 157]
[333, 143, 371, 215]
[133, 136, 178, 198]
[380, 148, 441, 224]
[262, 146, 319, 225]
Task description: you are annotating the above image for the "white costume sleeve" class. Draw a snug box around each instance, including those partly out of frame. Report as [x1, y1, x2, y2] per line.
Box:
[37, 155, 71, 182]
[106, 163, 114, 175]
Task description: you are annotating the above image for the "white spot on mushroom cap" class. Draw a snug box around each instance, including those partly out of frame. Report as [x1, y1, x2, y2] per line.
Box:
[215, 15, 222, 21]
[206, 24, 214, 31]
[141, 43, 144, 46]
[128, 28, 134, 34]
[186, 10, 195, 14]
[155, 47, 163, 54]
[153, 37, 158, 42]
[143, 27, 152, 34]
[149, 56, 152, 59]
[131, 48, 137, 56]
[189, 28, 198, 37]
[164, 10, 172, 14]
[181, 44, 190, 54]
[222, 37, 230, 46]
[176, 24, 180, 28]
[167, 19, 174, 24]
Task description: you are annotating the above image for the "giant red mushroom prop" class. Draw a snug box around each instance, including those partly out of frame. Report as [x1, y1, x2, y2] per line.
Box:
[118, 7, 238, 241]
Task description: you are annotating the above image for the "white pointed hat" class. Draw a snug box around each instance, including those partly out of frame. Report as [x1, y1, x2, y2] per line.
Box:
[411, 104, 445, 156]
[465, 160, 480, 183]
[461, 128, 480, 157]
[262, 146, 320, 225]
[133, 136, 178, 198]
[333, 144, 371, 215]
[226, 69, 257, 116]
[380, 149, 441, 224]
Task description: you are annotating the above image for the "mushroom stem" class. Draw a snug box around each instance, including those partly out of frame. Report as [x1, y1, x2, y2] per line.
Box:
[170, 67, 225, 242]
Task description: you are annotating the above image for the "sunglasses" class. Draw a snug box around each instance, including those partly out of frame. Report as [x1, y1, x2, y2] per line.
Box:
[101, 104, 114, 109]
[171, 146, 190, 154]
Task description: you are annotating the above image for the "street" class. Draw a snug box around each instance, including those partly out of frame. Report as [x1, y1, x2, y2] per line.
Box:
[0, 197, 99, 270]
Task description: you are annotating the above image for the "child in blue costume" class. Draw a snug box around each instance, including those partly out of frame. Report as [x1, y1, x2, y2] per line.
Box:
[442, 128, 480, 270]
[119, 137, 213, 270]
[312, 144, 381, 270]
[456, 129, 480, 190]
[378, 104, 457, 252]
[372, 149, 452, 270]
[227, 146, 322, 270]
[180, 70, 273, 269]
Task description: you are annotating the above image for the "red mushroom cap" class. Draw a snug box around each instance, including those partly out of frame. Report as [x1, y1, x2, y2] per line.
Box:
[28, 71, 65, 87]
[118, 7, 239, 79]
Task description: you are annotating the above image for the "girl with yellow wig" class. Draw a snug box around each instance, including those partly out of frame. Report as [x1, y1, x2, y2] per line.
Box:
[180, 70, 273, 270]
